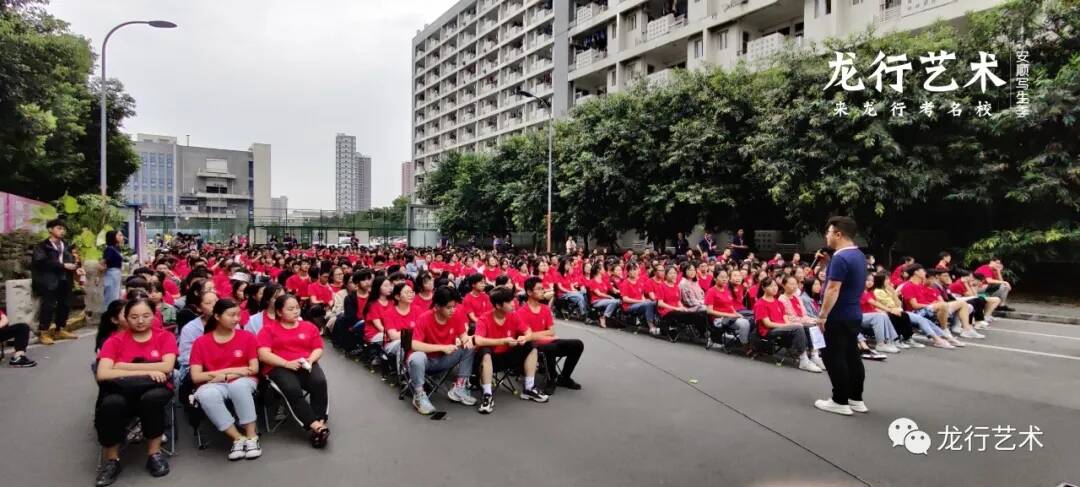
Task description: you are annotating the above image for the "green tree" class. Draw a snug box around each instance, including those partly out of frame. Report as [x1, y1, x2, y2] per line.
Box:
[0, 1, 140, 201]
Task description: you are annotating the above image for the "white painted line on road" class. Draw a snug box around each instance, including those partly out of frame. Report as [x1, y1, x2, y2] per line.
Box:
[989, 328, 1080, 341]
[963, 342, 1080, 362]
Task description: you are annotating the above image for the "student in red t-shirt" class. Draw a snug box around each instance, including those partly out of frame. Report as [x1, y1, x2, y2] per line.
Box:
[482, 255, 502, 286]
[0, 308, 36, 367]
[704, 269, 752, 348]
[407, 286, 477, 415]
[306, 268, 334, 329]
[190, 299, 262, 461]
[474, 287, 549, 414]
[552, 259, 587, 316]
[751, 278, 821, 373]
[94, 297, 177, 485]
[655, 266, 709, 340]
[975, 257, 1012, 309]
[382, 283, 422, 367]
[461, 274, 493, 323]
[517, 277, 584, 395]
[899, 265, 970, 346]
[587, 266, 621, 328]
[257, 295, 330, 448]
[412, 271, 435, 312]
[284, 260, 312, 302]
[619, 263, 658, 334]
[360, 276, 394, 346]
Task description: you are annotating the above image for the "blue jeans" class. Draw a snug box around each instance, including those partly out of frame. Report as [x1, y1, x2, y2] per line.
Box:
[907, 311, 946, 337]
[103, 267, 122, 309]
[861, 312, 898, 343]
[560, 292, 588, 316]
[193, 377, 258, 431]
[626, 301, 657, 323]
[408, 348, 474, 391]
[592, 298, 620, 318]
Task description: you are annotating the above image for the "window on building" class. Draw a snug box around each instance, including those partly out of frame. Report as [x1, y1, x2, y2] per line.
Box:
[693, 38, 703, 58]
[719, 29, 729, 50]
[826, 0, 832, 14]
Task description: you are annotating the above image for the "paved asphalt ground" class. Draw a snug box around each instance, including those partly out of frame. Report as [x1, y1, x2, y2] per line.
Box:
[2, 317, 1078, 487]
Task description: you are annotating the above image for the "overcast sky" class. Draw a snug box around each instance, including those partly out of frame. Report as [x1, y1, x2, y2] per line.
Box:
[48, 0, 457, 209]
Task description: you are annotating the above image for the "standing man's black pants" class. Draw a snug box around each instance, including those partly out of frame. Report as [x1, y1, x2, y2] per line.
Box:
[821, 318, 864, 405]
[38, 283, 71, 332]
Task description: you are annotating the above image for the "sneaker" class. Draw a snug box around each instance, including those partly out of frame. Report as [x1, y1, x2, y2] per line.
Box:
[974, 320, 990, 330]
[950, 325, 962, 335]
[931, 340, 956, 350]
[477, 393, 494, 414]
[860, 350, 887, 361]
[520, 387, 550, 403]
[8, 355, 37, 367]
[947, 337, 966, 347]
[814, 399, 853, 416]
[960, 329, 985, 339]
[413, 392, 436, 415]
[896, 340, 911, 349]
[447, 384, 477, 406]
[877, 343, 901, 354]
[145, 452, 170, 478]
[95, 459, 122, 487]
[810, 355, 827, 370]
[848, 400, 869, 413]
[53, 329, 79, 340]
[798, 357, 823, 373]
[556, 377, 582, 390]
[37, 332, 54, 346]
[904, 338, 926, 349]
[228, 439, 246, 461]
[243, 437, 262, 459]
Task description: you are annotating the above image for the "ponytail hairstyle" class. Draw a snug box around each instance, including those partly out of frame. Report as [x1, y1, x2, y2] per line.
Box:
[260, 284, 283, 313]
[245, 283, 264, 314]
[362, 276, 389, 320]
[96, 299, 128, 352]
[204, 299, 240, 335]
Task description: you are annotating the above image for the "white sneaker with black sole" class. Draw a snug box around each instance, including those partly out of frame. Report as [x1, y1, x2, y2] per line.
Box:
[798, 357, 823, 373]
[243, 437, 262, 459]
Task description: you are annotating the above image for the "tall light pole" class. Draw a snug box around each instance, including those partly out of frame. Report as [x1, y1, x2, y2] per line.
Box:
[100, 20, 177, 196]
[514, 89, 553, 253]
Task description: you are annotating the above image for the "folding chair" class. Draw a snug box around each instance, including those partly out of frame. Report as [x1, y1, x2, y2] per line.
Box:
[536, 347, 564, 389]
[396, 328, 453, 401]
[260, 376, 324, 434]
[748, 329, 796, 366]
[184, 380, 261, 450]
[661, 314, 705, 344]
[96, 395, 177, 468]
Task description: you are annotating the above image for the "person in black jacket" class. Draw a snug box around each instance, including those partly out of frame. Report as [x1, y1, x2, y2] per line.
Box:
[31, 219, 82, 345]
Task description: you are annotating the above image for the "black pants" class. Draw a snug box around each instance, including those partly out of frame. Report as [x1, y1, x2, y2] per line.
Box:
[478, 344, 533, 374]
[94, 385, 173, 447]
[968, 297, 989, 321]
[536, 339, 583, 381]
[268, 364, 328, 429]
[0, 322, 31, 351]
[662, 310, 709, 336]
[306, 304, 328, 331]
[38, 283, 71, 332]
[885, 312, 914, 340]
[821, 318, 864, 405]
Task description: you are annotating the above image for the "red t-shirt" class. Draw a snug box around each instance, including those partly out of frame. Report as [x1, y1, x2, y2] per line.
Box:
[307, 282, 334, 304]
[860, 291, 877, 313]
[900, 282, 938, 310]
[508, 269, 526, 289]
[752, 297, 786, 337]
[412, 309, 468, 359]
[646, 278, 664, 300]
[974, 264, 997, 281]
[163, 279, 180, 305]
[514, 303, 555, 346]
[948, 279, 968, 296]
[542, 272, 564, 296]
[890, 265, 907, 286]
[698, 274, 713, 292]
[461, 291, 493, 321]
[731, 284, 748, 310]
[482, 267, 501, 282]
[98, 329, 178, 365]
[656, 282, 681, 317]
[618, 278, 645, 311]
[382, 305, 421, 336]
[364, 298, 393, 342]
[256, 320, 322, 374]
[588, 278, 611, 304]
[704, 286, 738, 314]
[189, 330, 259, 381]
[412, 293, 433, 312]
[285, 274, 311, 299]
[475, 310, 523, 354]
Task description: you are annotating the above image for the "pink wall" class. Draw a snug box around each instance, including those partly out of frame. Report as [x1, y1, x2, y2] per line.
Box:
[0, 192, 49, 233]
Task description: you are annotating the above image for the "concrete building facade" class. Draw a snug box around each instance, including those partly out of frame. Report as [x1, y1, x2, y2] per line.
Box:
[410, 0, 1005, 201]
[401, 162, 414, 198]
[335, 133, 372, 213]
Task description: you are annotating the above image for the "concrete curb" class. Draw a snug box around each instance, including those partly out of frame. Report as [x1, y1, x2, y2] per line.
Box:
[1000, 311, 1080, 326]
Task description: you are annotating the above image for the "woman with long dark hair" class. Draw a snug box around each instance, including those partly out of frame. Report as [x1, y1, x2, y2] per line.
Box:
[190, 299, 262, 461]
[102, 230, 125, 306]
[95, 299, 129, 353]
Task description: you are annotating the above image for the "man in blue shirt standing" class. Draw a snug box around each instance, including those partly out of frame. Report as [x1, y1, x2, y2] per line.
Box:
[814, 216, 868, 416]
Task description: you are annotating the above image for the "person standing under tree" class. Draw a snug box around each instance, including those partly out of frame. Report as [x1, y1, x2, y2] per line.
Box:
[31, 219, 83, 345]
[814, 216, 868, 416]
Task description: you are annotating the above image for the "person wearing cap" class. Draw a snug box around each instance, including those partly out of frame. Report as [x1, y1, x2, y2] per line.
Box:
[31, 219, 83, 345]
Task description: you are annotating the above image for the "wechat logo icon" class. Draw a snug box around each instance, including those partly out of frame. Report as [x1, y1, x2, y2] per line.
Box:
[889, 417, 930, 455]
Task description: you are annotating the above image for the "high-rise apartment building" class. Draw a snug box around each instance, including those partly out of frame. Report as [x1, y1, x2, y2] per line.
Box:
[335, 133, 372, 213]
[410, 0, 1005, 199]
[401, 162, 414, 198]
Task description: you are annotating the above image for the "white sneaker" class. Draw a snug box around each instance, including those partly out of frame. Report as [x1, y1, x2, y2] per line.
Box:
[228, 439, 246, 461]
[959, 329, 985, 339]
[848, 400, 869, 413]
[948, 337, 966, 347]
[799, 357, 823, 373]
[877, 343, 901, 354]
[243, 437, 262, 459]
[904, 338, 926, 349]
[814, 399, 853, 416]
[974, 320, 990, 330]
[810, 355, 826, 371]
[950, 325, 963, 335]
[896, 340, 911, 349]
[447, 384, 477, 406]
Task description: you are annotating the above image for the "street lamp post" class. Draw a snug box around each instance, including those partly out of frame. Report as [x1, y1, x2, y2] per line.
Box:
[514, 89, 553, 253]
[100, 20, 177, 196]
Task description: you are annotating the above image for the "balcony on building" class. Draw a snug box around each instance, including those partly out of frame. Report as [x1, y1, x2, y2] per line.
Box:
[572, 1, 608, 29]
